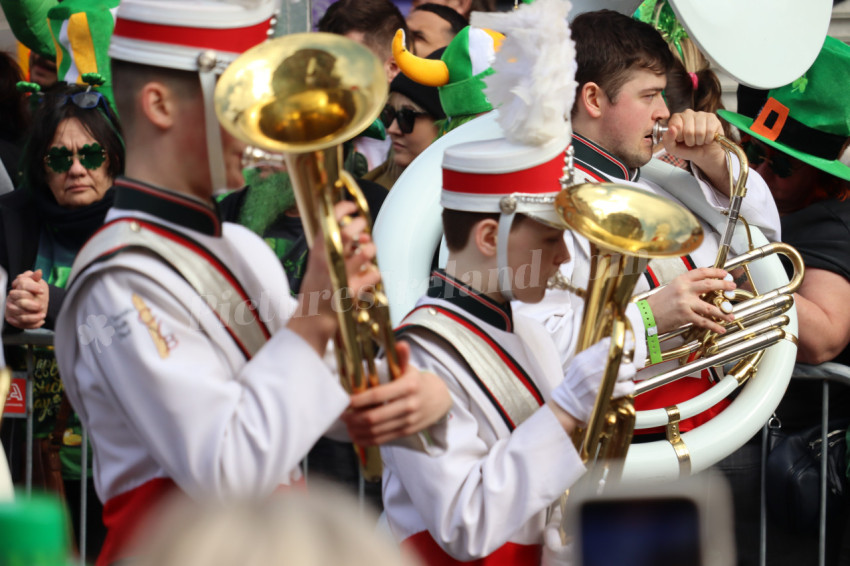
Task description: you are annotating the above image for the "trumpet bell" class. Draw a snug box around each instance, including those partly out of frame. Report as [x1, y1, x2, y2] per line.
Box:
[556, 183, 704, 257]
[215, 32, 388, 154]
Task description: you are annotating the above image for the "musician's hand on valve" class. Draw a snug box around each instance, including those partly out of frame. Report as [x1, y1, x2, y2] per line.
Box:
[646, 268, 735, 334]
[5, 269, 49, 329]
[549, 337, 637, 433]
[662, 110, 729, 192]
[342, 341, 453, 446]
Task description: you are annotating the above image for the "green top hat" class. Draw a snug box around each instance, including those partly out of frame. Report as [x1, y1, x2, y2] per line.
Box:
[718, 36, 850, 183]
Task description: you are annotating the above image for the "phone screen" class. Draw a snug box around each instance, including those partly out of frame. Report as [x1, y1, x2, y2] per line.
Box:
[579, 497, 702, 566]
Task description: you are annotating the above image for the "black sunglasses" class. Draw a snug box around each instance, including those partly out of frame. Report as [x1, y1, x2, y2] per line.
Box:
[62, 89, 114, 118]
[743, 139, 801, 179]
[380, 105, 429, 134]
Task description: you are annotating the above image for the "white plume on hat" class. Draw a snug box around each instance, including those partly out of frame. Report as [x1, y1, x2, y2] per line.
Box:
[471, 0, 576, 147]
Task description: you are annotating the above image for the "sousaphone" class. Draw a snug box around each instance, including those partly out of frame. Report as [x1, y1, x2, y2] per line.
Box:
[374, 1, 832, 480]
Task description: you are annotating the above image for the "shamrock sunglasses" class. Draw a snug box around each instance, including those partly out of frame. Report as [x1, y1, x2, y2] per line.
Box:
[44, 143, 107, 174]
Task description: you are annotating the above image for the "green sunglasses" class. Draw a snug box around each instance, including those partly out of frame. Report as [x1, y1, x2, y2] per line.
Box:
[44, 143, 106, 173]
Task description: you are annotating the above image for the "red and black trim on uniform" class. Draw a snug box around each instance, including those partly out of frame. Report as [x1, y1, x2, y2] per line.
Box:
[396, 271, 544, 431]
[75, 217, 271, 360]
[572, 133, 640, 183]
[113, 177, 223, 237]
[424, 269, 514, 332]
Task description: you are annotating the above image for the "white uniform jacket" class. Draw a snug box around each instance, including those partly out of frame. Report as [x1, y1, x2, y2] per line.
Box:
[517, 133, 782, 431]
[55, 179, 349, 563]
[381, 270, 585, 563]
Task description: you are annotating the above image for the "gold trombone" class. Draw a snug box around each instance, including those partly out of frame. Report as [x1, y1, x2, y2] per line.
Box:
[214, 32, 400, 481]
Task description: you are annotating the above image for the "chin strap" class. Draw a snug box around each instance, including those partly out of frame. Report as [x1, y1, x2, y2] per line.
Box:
[198, 51, 228, 194]
[497, 196, 518, 302]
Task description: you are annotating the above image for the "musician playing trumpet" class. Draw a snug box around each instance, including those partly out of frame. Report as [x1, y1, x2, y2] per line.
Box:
[518, 10, 782, 434]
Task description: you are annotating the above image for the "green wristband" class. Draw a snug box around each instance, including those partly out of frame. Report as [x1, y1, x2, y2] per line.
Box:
[637, 299, 663, 365]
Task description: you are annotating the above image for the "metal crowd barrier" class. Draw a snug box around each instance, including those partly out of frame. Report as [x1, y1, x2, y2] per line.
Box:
[4, 331, 849, 566]
[1, 329, 92, 564]
[759, 363, 850, 566]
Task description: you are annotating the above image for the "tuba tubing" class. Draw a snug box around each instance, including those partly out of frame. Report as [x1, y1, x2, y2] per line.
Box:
[375, 116, 799, 480]
[214, 32, 398, 481]
[626, 227, 798, 478]
[555, 182, 704, 472]
[637, 241, 804, 366]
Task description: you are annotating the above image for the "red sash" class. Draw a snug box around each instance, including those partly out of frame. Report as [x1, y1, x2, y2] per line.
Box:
[403, 531, 542, 566]
[98, 477, 179, 566]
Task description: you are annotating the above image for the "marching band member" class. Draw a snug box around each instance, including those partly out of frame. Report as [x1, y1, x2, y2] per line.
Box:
[53, 2, 450, 564]
[381, 2, 638, 563]
[383, 133, 637, 565]
[516, 9, 782, 434]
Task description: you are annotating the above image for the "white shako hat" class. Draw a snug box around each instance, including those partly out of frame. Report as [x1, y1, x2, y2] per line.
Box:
[440, 133, 571, 301]
[442, 0, 576, 301]
[441, 134, 570, 229]
[109, 0, 279, 192]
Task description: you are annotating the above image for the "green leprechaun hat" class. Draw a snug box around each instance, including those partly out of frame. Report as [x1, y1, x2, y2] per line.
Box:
[718, 35, 850, 182]
[392, 26, 503, 122]
[47, 0, 120, 111]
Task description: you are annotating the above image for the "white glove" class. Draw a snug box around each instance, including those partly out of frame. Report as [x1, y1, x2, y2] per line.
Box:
[551, 337, 637, 423]
[542, 502, 574, 566]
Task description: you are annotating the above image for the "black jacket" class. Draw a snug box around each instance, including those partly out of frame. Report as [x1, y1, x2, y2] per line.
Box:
[0, 188, 113, 330]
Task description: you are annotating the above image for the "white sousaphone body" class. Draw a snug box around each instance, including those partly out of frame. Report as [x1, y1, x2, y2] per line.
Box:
[375, 0, 832, 477]
[374, 109, 798, 479]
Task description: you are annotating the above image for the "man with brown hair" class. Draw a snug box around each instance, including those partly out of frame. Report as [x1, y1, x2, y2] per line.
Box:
[317, 0, 408, 83]
[522, 9, 781, 433]
[406, 3, 468, 56]
[318, 0, 409, 173]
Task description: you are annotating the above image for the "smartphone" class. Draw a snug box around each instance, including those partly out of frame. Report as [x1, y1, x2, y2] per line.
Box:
[562, 471, 735, 566]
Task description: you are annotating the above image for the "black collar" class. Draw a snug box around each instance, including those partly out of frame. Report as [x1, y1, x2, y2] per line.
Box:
[427, 270, 513, 332]
[113, 178, 222, 237]
[572, 133, 641, 183]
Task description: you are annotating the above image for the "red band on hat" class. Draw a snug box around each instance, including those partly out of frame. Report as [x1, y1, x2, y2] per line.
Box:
[113, 17, 273, 54]
[751, 97, 789, 142]
[443, 151, 566, 195]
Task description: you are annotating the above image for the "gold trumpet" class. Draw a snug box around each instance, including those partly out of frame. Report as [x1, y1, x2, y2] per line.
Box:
[554, 182, 703, 474]
[214, 32, 399, 481]
[643, 123, 804, 394]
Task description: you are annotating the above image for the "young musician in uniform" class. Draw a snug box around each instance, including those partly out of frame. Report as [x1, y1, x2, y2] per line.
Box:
[53, 2, 450, 564]
[381, 129, 639, 565]
[381, 4, 639, 562]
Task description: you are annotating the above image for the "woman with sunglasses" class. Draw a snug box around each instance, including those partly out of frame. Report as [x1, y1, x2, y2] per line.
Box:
[0, 82, 124, 561]
[364, 67, 446, 190]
